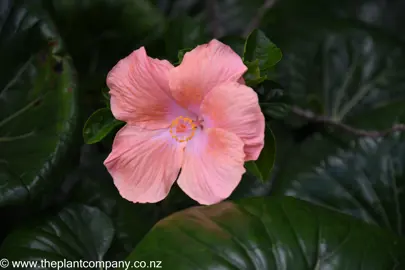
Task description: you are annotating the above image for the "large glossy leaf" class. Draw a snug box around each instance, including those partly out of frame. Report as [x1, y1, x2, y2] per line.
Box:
[273, 23, 405, 123]
[0, 204, 114, 263]
[126, 196, 405, 269]
[264, 8, 405, 235]
[272, 132, 405, 236]
[0, 0, 80, 208]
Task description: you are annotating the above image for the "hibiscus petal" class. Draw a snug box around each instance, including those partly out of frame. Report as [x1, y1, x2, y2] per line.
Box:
[177, 128, 245, 205]
[201, 82, 265, 161]
[107, 47, 191, 129]
[104, 125, 184, 203]
[169, 39, 247, 114]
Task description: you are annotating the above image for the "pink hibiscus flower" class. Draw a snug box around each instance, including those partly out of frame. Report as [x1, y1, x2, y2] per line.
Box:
[104, 39, 265, 205]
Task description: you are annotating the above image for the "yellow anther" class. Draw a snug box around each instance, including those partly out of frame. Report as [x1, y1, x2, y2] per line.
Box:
[170, 116, 197, 142]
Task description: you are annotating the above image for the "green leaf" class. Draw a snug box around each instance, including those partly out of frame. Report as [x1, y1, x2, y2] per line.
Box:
[346, 100, 405, 131]
[244, 161, 262, 180]
[70, 157, 160, 260]
[274, 23, 405, 122]
[229, 172, 273, 200]
[257, 82, 292, 119]
[244, 29, 283, 71]
[272, 133, 405, 236]
[261, 102, 291, 119]
[219, 36, 246, 57]
[43, 0, 165, 74]
[164, 16, 208, 62]
[244, 60, 267, 87]
[176, 48, 192, 65]
[0, 204, 114, 262]
[0, 0, 80, 208]
[101, 87, 110, 108]
[0, 163, 29, 207]
[244, 127, 276, 182]
[83, 108, 123, 144]
[125, 196, 405, 269]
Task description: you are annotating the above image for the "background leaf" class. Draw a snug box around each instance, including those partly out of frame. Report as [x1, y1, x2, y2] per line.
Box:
[219, 36, 245, 57]
[2, 0, 405, 267]
[83, 108, 123, 144]
[164, 16, 208, 62]
[0, 163, 29, 207]
[272, 23, 405, 122]
[272, 133, 405, 236]
[0, 0, 80, 208]
[69, 151, 160, 260]
[41, 0, 167, 124]
[245, 127, 276, 182]
[42, 0, 165, 72]
[0, 204, 114, 263]
[244, 29, 282, 71]
[126, 196, 405, 270]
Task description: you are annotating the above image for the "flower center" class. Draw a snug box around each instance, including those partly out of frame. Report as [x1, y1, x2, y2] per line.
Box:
[169, 116, 198, 142]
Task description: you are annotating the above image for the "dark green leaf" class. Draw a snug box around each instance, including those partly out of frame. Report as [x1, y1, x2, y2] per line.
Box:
[70, 155, 160, 260]
[43, 0, 165, 73]
[255, 127, 276, 181]
[126, 196, 405, 269]
[272, 133, 405, 236]
[229, 171, 273, 200]
[268, 20, 405, 233]
[0, 0, 80, 208]
[244, 29, 282, 71]
[258, 83, 292, 120]
[165, 16, 208, 62]
[176, 48, 192, 65]
[261, 102, 291, 119]
[275, 24, 405, 122]
[346, 101, 405, 131]
[0, 204, 114, 262]
[219, 36, 245, 57]
[83, 108, 123, 144]
[244, 60, 267, 87]
[101, 87, 110, 108]
[245, 127, 276, 182]
[0, 163, 28, 207]
[244, 161, 262, 181]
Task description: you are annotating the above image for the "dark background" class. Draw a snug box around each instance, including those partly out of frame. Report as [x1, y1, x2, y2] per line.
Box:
[0, 0, 404, 269]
